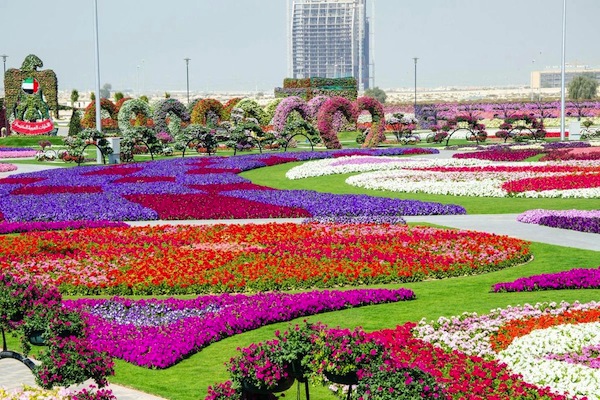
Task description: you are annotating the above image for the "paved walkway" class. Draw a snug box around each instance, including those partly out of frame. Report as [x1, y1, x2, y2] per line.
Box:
[1, 150, 598, 398]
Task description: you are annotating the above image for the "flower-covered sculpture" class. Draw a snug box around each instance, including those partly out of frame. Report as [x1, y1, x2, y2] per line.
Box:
[317, 96, 358, 149]
[271, 96, 310, 134]
[118, 99, 160, 161]
[356, 96, 386, 148]
[191, 99, 223, 126]
[153, 98, 190, 135]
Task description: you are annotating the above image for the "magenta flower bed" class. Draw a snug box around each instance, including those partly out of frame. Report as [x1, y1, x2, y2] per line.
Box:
[453, 149, 542, 162]
[65, 288, 415, 368]
[493, 266, 600, 292]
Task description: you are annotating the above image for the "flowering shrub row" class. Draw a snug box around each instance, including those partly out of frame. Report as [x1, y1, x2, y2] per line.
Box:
[0, 149, 465, 222]
[65, 288, 415, 368]
[0, 150, 36, 159]
[493, 266, 600, 292]
[0, 223, 529, 294]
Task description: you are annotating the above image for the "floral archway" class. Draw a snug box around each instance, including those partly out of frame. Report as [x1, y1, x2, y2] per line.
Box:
[81, 98, 118, 132]
[191, 99, 223, 126]
[316, 96, 358, 149]
[153, 98, 191, 135]
[356, 96, 386, 148]
[272, 96, 310, 134]
[118, 99, 160, 161]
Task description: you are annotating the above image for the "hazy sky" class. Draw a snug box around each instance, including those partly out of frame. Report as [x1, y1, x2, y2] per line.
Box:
[1, 0, 599, 94]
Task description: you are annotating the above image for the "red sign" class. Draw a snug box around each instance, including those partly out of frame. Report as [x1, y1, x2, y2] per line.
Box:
[11, 119, 55, 135]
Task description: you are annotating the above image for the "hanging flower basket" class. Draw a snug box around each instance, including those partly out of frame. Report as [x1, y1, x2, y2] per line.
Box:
[241, 376, 295, 395]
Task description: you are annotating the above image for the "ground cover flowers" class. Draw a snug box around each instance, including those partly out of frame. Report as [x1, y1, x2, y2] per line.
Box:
[0, 149, 466, 222]
[0, 163, 18, 172]
[64, 288, 415, 368]
[288, 156, 600, 198]
[413, 301, 600, 399]
[0, 223, 531, 294]
[518, 209, 600, 234]
[493, 266, 600, 292]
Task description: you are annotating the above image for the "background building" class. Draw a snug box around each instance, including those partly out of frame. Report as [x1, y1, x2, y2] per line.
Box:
[288, 0, 371, 90]
[531, 65, 600, 89]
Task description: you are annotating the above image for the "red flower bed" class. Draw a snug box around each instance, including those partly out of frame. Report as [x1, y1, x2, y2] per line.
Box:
[0, 177, 46, 185]
[372, 323, 567, 399]
[125, 193, 312, 220]
[114, 176, 176, 184]
[259, 156, 298, 166]
[502, 173, 600, 193]
[189, 183, 276, 193]
[11, 186, 103, 195]
[186, 168, 243, 175]
[83, 167, 143, 176]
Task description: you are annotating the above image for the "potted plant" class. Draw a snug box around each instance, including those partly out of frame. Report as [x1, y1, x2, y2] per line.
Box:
[274, 320, 324, 382]
[228, 339, 295, 397]
[310, 326, 383, 386]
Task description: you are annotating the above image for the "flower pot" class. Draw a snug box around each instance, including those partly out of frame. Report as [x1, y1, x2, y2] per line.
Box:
[242, 376, 295, 395]
[291, 359, 308, 383]
[324, 370, 358, 385]
[28, 330, 46, 346]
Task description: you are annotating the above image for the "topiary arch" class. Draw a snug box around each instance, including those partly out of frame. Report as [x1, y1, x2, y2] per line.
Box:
[272, 96, 310, 133]
[81, 98, 117, 130]
[356, 96, 386, 148]
[153, 98, 191, 134]
[235, 99, 269, 126]
[191, 99, 223, 126]
[118, 99, 160, 161]
[316, 96, 358, 149]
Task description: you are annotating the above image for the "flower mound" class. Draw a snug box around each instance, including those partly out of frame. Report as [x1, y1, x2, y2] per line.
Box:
[65, 288, 415, 368]
[518, 209, 600, 234]
[0, 148, 463, 222]
[0, 223, 530, 294]
[493, 266, 600, 292]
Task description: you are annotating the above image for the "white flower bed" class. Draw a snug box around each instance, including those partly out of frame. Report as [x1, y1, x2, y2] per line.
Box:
[498, 322, 600, 400]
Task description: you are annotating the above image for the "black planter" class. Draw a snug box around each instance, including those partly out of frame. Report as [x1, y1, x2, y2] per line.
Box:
[291, 359, 309, 383]
[242, 376, 295, 395]
[28, 330, 46, 346]
[324, 370, 358, 385]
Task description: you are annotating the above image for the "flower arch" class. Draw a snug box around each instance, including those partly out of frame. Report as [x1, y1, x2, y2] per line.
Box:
[153, 98, 191, 134]
[317, 96, 358, 149]
[114, 97, 132, 114]
[272, 96, 310, 133]
[118, 99, 160, 161]
[307, 96, 329, 119]
[235, 99, 269, 126]
[222, 98, 242, 121]
[81, 98, 117, 130]
[191, 99, 223, 126]
[356, 96, 386, 148]
[495, 113, 546, 142]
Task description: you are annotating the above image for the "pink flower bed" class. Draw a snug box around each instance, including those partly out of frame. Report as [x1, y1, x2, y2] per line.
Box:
[0, 164, 18, 173]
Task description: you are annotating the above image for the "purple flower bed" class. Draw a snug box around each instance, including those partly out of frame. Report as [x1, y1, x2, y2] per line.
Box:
[65, 288, 415, 368]
[0, 148, 465, 222]
[225, 189, 466, 217]
[492, 266, 600, 292]
[518, 209, 600, 234]
[0, 219, 128, 234]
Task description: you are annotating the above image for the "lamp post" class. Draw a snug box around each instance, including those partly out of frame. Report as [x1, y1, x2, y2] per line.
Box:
[1, 54, 7, 135]
[413, 57, 418, 117]
[184, 58, 191, 106]
[559, 0, 567, 141]
[93, 0, 101, 135]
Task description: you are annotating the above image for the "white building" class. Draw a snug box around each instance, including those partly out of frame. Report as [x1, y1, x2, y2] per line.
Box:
[288, 0, 371, 89]
[531, 65, 600, 89]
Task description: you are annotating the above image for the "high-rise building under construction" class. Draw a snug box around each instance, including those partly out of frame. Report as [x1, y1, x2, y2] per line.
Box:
[287, 0, 371, 90]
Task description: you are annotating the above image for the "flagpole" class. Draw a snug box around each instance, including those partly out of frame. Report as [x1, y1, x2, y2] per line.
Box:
[560, 0, 567, 141]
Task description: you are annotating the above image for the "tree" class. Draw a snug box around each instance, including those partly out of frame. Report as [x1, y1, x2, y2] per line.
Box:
[364, 87, 387, 104]
[114, 92, 124, 102]
[70, 89, 79, 108]
[568, 74, 598, 101]
[99, 83, 112, 99]
[90, 92, 95, 101]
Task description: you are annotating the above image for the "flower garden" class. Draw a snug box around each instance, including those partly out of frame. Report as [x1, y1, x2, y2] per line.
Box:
[2, 97, 600, 400]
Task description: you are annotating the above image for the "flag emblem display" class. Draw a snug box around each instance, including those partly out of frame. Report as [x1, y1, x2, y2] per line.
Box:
[22, 77, 40, 94]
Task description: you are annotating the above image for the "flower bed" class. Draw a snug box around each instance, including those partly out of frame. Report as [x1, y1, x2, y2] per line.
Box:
[412, 301, 600, 399]
[0, 163, 18, 172]
[287, 156, 600, 198]
[0, 223, 530, 294]
[0, 220, 127, 235]
[0, 150, 36, 159]
[493, 266, 600, 292]
[518, 209, 600, 233]
[0, 149, 466, 222]
[64, 288, 415, 368]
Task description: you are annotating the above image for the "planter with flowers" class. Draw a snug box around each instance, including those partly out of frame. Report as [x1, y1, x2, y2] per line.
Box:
[228, 339, 295, 398]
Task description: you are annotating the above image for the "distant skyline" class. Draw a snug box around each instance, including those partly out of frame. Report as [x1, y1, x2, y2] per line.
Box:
[1, 0, 599, 94]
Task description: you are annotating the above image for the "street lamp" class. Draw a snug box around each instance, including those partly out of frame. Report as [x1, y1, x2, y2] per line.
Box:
[1, 54, 7, 135]
[184, 58, 191, 106]
[559, 0, 567, 141]
[413, 57, 419, 117]
[92, 0, 101, 135]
